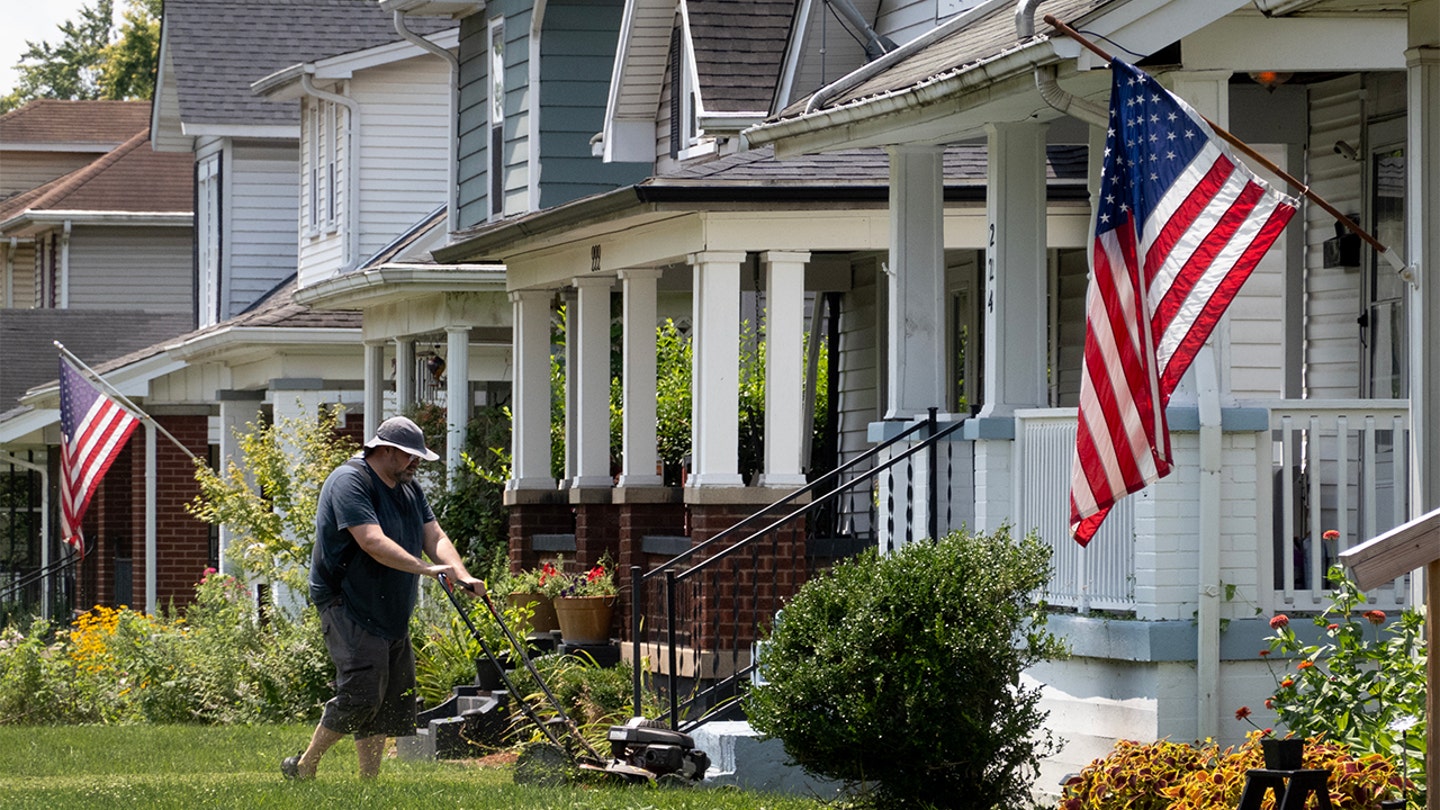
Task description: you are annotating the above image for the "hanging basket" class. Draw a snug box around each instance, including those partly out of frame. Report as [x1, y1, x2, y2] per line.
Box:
[507, 592, 560, 634]
[553, 595, 616, 645]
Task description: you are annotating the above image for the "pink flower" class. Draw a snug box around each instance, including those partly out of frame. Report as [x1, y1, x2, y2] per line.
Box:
[1322, 529, 1340, 541]
[204, 567, 217, 575]
[1363, 609, 1386, 625]
[1269, 614, 1290, 630]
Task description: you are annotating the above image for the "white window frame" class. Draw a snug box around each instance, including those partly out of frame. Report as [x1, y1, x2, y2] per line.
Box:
[305, 98, 343, 236]
[196, 152, 222, 328]
[488, 17, 506, 221]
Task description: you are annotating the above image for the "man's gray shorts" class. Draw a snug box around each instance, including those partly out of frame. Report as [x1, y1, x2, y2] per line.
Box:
[318, 601, 416, 738]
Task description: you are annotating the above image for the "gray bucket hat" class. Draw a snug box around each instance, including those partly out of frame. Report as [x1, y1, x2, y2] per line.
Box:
[364, 416, 439, 461]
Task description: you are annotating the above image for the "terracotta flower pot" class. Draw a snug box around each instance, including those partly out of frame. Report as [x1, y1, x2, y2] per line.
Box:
[553, 595, 616, 645]
[507, 592, 560, 634]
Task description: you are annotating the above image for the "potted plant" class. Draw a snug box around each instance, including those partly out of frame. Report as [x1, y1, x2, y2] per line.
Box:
[504, 560, 564, 634]
[552, 556, 618, 645]
[1235, 705, 1305, 770]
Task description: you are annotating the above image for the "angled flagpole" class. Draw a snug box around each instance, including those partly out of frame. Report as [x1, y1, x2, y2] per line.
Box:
[1043, 14, 1417, 288]
[53, 341, 198, 461]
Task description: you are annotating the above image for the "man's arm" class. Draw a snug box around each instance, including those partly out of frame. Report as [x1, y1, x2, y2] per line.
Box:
[422, 521, 486, 596]
[348, 523, 451, 579]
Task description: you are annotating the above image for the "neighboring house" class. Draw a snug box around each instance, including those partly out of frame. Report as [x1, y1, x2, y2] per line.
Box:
[736, 0, 1438, 798]
[0, 100, 152, 201]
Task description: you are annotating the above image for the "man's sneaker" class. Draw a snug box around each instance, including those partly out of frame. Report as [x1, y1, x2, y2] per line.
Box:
[281, 753, 306, 780]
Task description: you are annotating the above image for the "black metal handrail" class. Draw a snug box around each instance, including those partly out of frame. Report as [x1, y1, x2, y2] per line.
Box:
[629, 408, 966, 729]
[0, 552, 79, 607]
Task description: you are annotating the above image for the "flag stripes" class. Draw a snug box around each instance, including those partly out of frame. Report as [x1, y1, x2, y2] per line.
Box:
[59, 360, 140, 558]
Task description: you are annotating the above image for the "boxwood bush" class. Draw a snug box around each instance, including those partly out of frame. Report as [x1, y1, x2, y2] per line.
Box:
[747, 526, 1066, 809]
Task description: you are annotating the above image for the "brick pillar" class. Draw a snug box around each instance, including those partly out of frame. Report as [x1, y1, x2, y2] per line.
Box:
[128, 414, 211, 613]
[683, 502, 807, 650]
[614, 496, 686, 641]
[507, 499, 574, 573]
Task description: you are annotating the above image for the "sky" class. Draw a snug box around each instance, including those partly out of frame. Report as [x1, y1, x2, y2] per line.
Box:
[1, 0, 111, 98]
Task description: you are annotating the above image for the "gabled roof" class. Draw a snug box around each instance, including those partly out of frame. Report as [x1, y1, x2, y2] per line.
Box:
[0, 100, 152, 151]
[688, 0, 794, 114]
[0, 129, 193, 232]
[153, 0, 453, 148]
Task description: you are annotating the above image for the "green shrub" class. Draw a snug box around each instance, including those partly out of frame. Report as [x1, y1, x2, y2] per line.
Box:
[1259, 565, 1427, 799]
[747, 526, 1067, 810]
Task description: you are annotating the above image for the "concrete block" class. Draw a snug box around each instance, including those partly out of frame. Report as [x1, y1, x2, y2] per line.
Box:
[689, 721, 843, 799]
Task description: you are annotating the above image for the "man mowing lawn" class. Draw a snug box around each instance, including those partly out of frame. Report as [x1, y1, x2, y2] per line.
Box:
[283, 416, 486, 780]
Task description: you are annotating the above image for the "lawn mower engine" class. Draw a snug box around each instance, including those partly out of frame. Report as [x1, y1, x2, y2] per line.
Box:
[605, 717, 710, 782]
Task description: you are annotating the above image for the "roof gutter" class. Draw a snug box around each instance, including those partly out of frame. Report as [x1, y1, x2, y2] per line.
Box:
[1016, 0, 1108, 127]
[393, 10, 460, 235]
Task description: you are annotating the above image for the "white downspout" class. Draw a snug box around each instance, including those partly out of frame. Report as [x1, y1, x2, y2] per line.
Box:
[59, 220, 71, 308]
[2, 237, 13, 307]
[299, 72, 361, 270]
[1016, 0, 1108, 127]
[393, 11, 459, 234]
[1195, 345, 1223, 740]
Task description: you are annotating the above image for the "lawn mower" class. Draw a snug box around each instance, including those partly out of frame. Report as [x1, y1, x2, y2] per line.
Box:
[436, 574, 710, 784]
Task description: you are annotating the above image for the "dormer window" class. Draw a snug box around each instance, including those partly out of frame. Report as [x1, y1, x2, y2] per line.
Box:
[668, 25, 701, 159]
[196, 152, 221, 328]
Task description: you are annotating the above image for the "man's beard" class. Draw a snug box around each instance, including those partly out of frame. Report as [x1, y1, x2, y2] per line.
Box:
[396, 463, 418, 483]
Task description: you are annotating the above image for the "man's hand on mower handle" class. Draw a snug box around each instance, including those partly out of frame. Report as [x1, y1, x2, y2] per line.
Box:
[433, 568, 486, 597]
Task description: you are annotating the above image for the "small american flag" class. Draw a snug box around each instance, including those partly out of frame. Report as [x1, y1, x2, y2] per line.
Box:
[1070, 59, 1298, 545]
[59, 359, 140, 559]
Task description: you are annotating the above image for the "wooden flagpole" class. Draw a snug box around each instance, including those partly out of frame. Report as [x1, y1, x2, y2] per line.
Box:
[1043, 14, 1415, 286]
[54, 341, 199, 461]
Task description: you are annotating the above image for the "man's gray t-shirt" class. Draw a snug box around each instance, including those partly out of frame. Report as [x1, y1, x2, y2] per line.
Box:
[309, 455, 435, 640]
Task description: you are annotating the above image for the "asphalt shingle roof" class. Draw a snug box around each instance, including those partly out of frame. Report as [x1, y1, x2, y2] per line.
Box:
[689, 0, 794, 113]
[0, 100, 152, 147]
[649, 143, 1086, 186]
[0, 129, 193, 223]
[0, 310, 194, 408]
[164, 0, 454, 126]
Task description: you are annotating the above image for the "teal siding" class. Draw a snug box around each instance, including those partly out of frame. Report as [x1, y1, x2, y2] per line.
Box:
[537, 0, 648, 210]
[456, 14, 490, 230]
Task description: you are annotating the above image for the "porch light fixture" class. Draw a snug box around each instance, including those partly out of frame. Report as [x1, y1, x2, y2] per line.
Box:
[1248, 70, 1294, 91]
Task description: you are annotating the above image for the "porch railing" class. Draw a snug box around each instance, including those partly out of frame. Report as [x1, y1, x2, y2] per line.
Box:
[1014, 400, 1413, 616]
[630, 411, 965, 730]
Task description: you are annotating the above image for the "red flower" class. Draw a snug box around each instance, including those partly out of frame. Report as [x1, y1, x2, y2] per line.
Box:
[1326, 623, 1339, 631]
[1322, 529, 1340, 541]
[1265, 698, 1274, 709]
[1269, 614, 1290, 629]
[1297, 661, 1315, 671]
[1235, 706, 1252, 721]
[1281, 677, 1294, 688]
[587, 565, 605, 583]
[1258, 649, 1270, 657]
[1363, 609, 1386, 625]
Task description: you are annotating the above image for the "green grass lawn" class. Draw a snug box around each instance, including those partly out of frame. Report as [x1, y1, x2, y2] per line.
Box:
[0, 725, 827, 809]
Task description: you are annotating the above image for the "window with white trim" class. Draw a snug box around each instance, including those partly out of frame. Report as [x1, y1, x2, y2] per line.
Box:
[306, 98, 343, 234]
[488, 17, 505, 220]
[196, 153, 222, 327]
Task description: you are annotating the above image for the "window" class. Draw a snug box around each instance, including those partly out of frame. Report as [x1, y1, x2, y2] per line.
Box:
[488, 18, 505, 219]
[1363, 119, 1406, 399]
[306, 98, 343, 234]
[668, 24, 700, 158]
[196, 153, 222, 327]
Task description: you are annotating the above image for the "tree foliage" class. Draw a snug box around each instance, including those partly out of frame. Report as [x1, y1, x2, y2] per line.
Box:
[2, 0, 161, 113]
[186, 404, 358, 598]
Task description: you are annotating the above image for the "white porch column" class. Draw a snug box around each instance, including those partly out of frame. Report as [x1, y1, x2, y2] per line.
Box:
[216, 392, 265, 577]
[978, 122, 1047, 417]
[886, 145, 946, 419]
[570, 277, 614, 489]
[445, 325, 470, 484]
[760, 250, 810, 488]
[271, 386, 323, 613]
[508, 290, 555, 491]
[363, 340, 384, 440]
[618, 268, 663, 487]
[394, 338, 416, 413]
[689, 250, 746, 488]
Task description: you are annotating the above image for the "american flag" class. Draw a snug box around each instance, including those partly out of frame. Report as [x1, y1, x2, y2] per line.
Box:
[1069, 60, 1298, 545]
[59, 360, 140, 559]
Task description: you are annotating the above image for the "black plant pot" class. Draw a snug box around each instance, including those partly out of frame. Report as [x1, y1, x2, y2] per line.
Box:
[474, 658, 507, 691]
[1260, 736, 1305, 770]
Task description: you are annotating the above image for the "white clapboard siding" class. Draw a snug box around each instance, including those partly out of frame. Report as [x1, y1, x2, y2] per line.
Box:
[228, 140, 299, 317]
[832, 262, 881, 538]
[65, 225, 192, 313]
[876, 0, 945, 47]
[353, 57, 452, 261]
[297, 96, 346, 283]
[1226, 143, 1289, 399]
[146, 362, 232, 405]
[1053, 247, 1088, 407]
[1303, 75, 1364, 398]
[784, 3, 870, 109]
[3, 241, 37, 309]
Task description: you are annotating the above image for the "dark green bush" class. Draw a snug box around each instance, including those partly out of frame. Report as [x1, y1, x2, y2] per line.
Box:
[747, 527, 1066, 810]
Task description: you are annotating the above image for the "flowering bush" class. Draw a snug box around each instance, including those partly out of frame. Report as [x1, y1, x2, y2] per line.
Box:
[1260, 565, 1426, 800]
[507, 560, 568, 600]
[555, 555, 617, 599]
